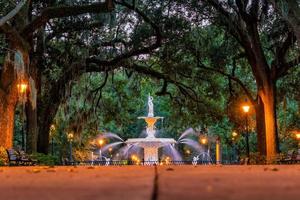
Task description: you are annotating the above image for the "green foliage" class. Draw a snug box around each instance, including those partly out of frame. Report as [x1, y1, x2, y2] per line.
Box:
[32, 153, 59, 166]
[5, 0, 298, 163]
[0, 146, 8, 166]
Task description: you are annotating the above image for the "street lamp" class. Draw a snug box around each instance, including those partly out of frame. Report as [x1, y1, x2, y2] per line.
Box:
[199, 135, 211, 163]
[231, 131, 238, 163]
[67, 132, 74, 162]
[232, 131, 238, 138]
[200, 136, 208, 145]
[108, 147, 113, 157]
[242, 104, 250, 159]
[185, 149, 191, 155]
[98, 138, 105, 161]
[17, 82, 28, 151]
[49, 124, 56, 155]
[295, 131, 300, 148]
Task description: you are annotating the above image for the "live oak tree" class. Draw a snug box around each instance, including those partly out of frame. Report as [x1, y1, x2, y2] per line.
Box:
[201, 0, 300, 161]
[0, 0, 114, 151]
[0, 0, 185, 154]
[268, 0, 300, 42]
[1, 0, 299, 160]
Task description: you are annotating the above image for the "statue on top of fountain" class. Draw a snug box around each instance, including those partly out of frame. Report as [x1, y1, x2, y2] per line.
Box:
[148, 94, 154, 117]
[137, 94, 163, 138]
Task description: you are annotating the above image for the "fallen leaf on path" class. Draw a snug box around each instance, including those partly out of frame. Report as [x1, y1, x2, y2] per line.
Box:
[32, 169, 41, 173]
[87, 166, 95, 169]
[264, 167, 279, 171]
[166, 167, 174, 171]
[68, 168, 76, 172]
[46, 169, 56, 172]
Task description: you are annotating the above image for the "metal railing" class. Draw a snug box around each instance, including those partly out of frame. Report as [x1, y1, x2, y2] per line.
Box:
[65, 160, 215, 166]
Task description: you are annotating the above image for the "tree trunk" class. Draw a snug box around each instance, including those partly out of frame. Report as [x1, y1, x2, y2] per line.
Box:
[26, 99, 37, 153]
[259, 82, 278, 162]
[0, 53, 20, 149]
[37, 99, 59, 154]
[25, 59, 39, 153]
[0, 97, 17, 148]
[255, 95, 266, 156]
[37, 96, 50, 154]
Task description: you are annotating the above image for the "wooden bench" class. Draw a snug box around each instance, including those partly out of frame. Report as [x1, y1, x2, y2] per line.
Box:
[6, 149, 20, 166]
[280, 150, 299, 164]
[6, 149, 37, 166]
[295, 149, 300, 163]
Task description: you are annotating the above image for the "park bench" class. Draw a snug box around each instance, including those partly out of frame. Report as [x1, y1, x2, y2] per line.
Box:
[295, 149, 300, 163]
[6, 149, 20, 166]
[18, 150, 37, 165]
[281, 150, 294, 164]
[6, 149, 37, 166]
[279, 150, 300, 164]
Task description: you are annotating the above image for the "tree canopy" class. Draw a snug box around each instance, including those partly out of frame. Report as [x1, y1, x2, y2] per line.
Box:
[0, 0, 299, 163]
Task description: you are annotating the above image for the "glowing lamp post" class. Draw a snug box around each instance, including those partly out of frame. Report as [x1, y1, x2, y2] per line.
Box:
[295, 132, 300, 148]
[200, 137, 208, 145]
[17, 82, 28, 151]
[17, 83, 28, 94]
[131, 154, 140, 165]
[216, 136, 221, 165]
[108, 147, 113, 157]
[231, 131, 238, 162]
[185, 149, 191, 155]
[98, 138, 105, 162]
[67, 132, 74, 163]
[199, 135, 211, 163]
[49, 124, 56, 155]
[242, 104, 250, 159]
[232, 131, 238, 138]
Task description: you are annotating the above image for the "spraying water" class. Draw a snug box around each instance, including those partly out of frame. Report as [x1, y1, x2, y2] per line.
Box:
[91, 95, 212, 164]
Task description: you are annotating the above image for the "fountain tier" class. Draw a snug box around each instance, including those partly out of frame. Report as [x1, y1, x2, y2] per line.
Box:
[126, 138, 176, 161]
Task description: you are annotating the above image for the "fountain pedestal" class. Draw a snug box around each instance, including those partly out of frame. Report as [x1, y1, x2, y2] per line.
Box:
[126, 138, 176, 162]
[144, 147, 158, 161]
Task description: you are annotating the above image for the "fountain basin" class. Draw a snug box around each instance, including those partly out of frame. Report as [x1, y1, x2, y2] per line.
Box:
[138, 116, 163, 127]
[126, 138, 176, 162]
[126, 138, 176, 148]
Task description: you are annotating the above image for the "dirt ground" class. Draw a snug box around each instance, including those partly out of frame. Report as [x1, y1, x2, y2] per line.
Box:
[0, 165, 299, 200]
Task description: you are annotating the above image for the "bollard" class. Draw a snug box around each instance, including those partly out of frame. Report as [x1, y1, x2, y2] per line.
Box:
[216, 137, 221, 165]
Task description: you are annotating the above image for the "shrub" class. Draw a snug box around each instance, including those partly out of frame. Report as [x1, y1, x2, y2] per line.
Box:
[74, 150, 90, 162]
[0, 146, 8, 166]
[249, 152, 266, 164]
[32, 153, 59, 166]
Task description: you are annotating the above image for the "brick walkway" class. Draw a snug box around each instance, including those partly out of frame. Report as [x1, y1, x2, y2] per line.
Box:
[0, 165, 299, 200]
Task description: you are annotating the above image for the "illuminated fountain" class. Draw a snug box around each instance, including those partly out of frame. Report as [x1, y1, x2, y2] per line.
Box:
[126, 95, 176, 162]
[94, 95, 221, 165]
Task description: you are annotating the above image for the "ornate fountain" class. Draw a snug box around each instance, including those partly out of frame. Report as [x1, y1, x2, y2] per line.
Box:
[126, 95, 176, 162]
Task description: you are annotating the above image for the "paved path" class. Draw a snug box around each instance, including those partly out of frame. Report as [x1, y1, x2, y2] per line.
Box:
[0, 165, 299, 200]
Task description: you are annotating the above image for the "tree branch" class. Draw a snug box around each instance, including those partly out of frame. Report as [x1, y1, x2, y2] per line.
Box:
[0, 23, 29, 51]
[45, 20, 104, 41]
[22, 0, 114, 37]
[129, 63, 199, 102]
[93, 70, 109, 108]
[115, 0, 161, 44]
[0, 0, 27, 26]
[197, 62, 256, 106]
[86, 1, 162, 68]
[276, 55, 300, 78]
